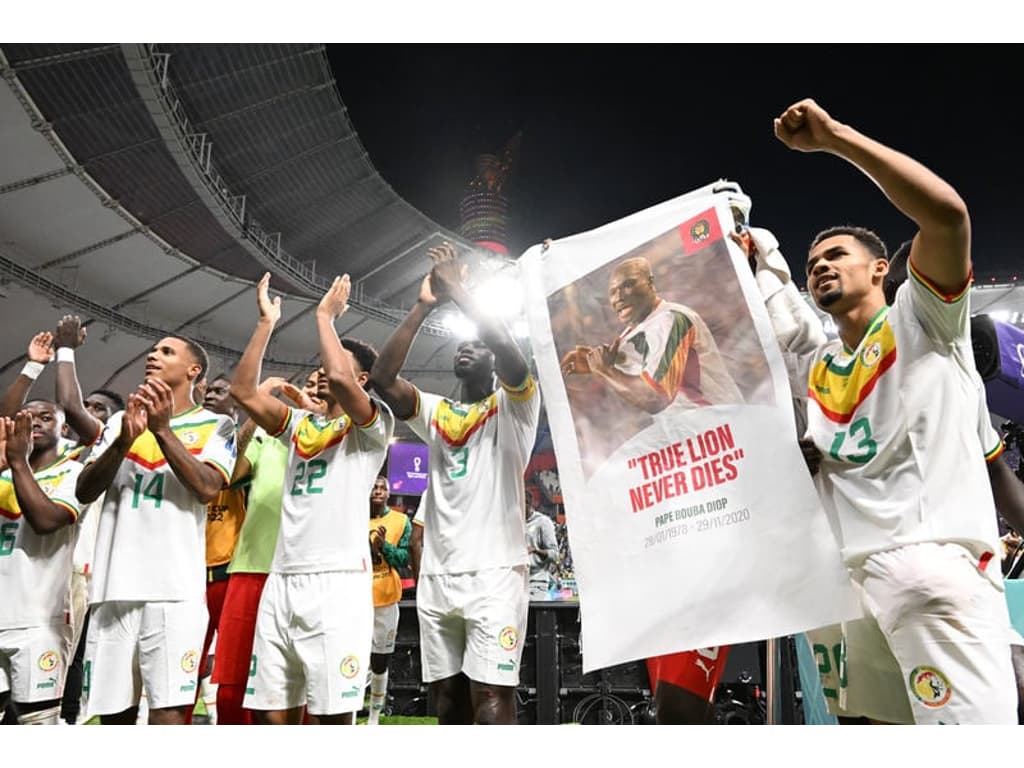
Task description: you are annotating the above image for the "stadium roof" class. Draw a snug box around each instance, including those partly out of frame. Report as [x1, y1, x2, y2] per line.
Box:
[0, 43, 493, 414]
[1, 43, 1021, 427]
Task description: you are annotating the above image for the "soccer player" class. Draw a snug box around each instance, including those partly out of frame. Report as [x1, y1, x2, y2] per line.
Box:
[76, 336, 235, 725]
[759, 97, 1018, 723]
[559, 255, 742, 413]
[210, 374, 316, 725]
[232, 273, 393, 725]
[369, 242, 541, 725]
[366, 475, 411, 725]
[0, 403, 85, 724]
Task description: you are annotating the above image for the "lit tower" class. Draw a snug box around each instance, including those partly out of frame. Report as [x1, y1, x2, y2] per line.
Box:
[459, 132, 520, 256]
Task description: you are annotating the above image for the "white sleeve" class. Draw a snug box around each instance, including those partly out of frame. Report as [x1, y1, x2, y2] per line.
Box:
[498, 375, 542, 461]
[85, 409, 124, 465]
[199, 414, 238, 486]
[406, 388, 441, 443]
[353, 399, 395, 451]
[49, 460, 84, 522]
[903, 259, 971, 346]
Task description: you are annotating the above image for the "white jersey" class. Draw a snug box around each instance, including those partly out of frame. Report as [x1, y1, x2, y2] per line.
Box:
[408, 377, 541, 576]
[0, 454, 83, 628]
[89, 405, 236, 603]
[617, 299, 743, 407]
[269, 401, 394, 573]
[802, 264, 998, 565]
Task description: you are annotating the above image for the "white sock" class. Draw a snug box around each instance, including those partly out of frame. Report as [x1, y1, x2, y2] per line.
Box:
[18, 705, 61, 725]
[368, 671, 388, 725]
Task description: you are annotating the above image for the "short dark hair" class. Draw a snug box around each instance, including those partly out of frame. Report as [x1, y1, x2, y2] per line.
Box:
[209, 372, 232, 386]
[810, 226, 889, 263]
[89, 388, 125, 412]
[883, 240, 912, 305]
[340, 338, 378, 377]
[175, 336, 210, 382]
[24, 398, 65, 417]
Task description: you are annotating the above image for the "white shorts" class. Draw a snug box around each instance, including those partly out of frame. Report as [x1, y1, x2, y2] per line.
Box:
[821, 542, 1018, 724]
[372, 603, 400, 655]
[417, 566, 528, 687]
[244, 571, 372, 716]
[83, 600, 207, 717]
[0, 623, 72, 704]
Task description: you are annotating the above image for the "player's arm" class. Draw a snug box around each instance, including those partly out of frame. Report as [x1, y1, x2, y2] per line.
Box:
[382, 515, 413, 569]
[775, 97, 970, 295]
[3, 413, 76, 534]
[368, 275, 437, 420]
[134, 378, 224, 503]
[429, 242, 529, 388]
[586, 336, 673, 414]
[1, 332, 53, 417]
[230, 273, 290, 435]
[77, 399, 146, 504]
[409, 519, 424, 583]
[316, 275, 374, 426]
[53, 315, 103, 446]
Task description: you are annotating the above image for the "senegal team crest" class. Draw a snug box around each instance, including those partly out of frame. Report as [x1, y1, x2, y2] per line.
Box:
[689, 219, 711, 243]
[861, 341, 882, 368]
[498, 626, 519, 652]
[180, 431, 199, 447]
[340, 655, 360, 679]
[909, 666, 952, 708]
[181, 650, 199, 674]
[38, 651, 59, 672]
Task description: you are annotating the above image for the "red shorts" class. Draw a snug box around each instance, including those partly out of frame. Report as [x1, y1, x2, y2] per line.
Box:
[646, 645, 731, 702]
[211, 572, 268, 686]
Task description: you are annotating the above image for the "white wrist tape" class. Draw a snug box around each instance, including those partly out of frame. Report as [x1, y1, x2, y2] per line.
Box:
[56, 347, 75, 364]
[20, 361, 45, 380]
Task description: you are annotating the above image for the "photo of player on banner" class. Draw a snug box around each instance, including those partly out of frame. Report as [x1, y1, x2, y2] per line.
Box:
[550, 208, 774, 479]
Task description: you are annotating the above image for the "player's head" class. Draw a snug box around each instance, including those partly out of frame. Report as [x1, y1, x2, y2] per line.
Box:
[145, 336, 209, 389]
[341, 338, 378, 392]
[806, 226, 889, 314]
[883, 239, 912, 306]
[84, 388, 124, 424]
[453, 339, 496, 383]
[22, 399, 65, 453]
[370, 476, 390, 507]
[203, 374, 236, 417]
[302, 368, 323, 405]
[608, 256, 658, 328]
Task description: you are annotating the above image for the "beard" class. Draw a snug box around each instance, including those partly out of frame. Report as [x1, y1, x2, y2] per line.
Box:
[816, 288, 842, 309]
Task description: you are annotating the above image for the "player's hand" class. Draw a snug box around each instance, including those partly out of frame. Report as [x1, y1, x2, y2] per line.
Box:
[27, 331, 54, 364]
[135, 378, 175, 437]
[55, 315, 87, 349]
[417, 274, 438, 307]
[774, 98, 841, 153]
[265, 377, 324, 414]
[116, 395, 149, 448]
[256, 272, 282, 325]
[586, 338, 621, 376]
[560, 346, 593, 376]
[3, 412, 33, 464]
[798, 437, 822, 477]
[427, 242, 467, 302]
[317, 274, 351, 320]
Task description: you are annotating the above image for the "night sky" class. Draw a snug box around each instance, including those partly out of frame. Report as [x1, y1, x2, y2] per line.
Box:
[327, 45, 1022, 284]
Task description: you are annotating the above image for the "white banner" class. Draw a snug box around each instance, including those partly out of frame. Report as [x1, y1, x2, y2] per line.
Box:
[520, 180, 860, 672]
